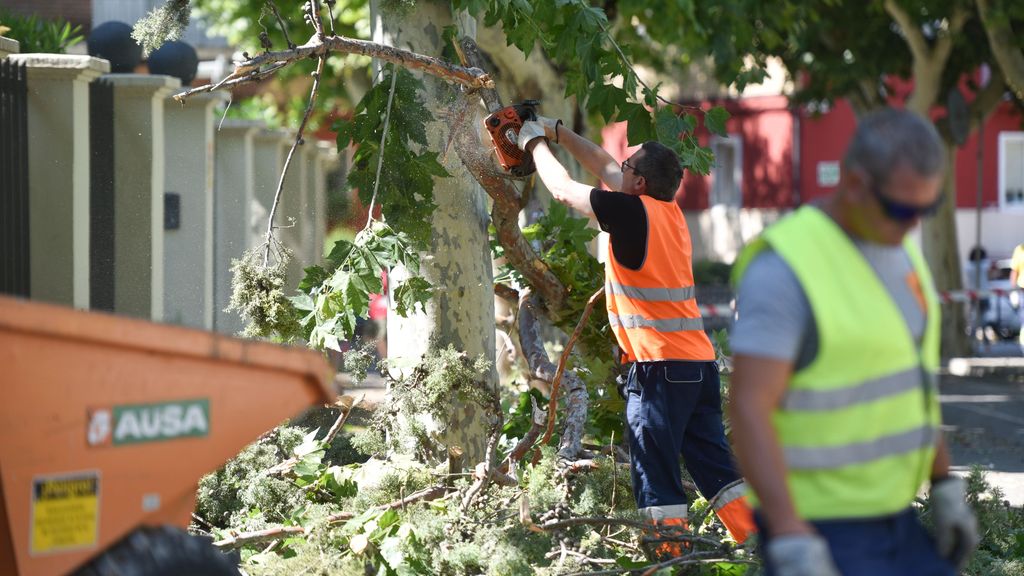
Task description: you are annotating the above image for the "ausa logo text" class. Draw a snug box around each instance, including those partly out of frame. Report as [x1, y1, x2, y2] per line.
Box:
[87, 399, 209, 446]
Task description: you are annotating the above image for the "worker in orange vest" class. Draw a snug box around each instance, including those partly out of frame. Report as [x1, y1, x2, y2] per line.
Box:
[516, 118, 756, 557]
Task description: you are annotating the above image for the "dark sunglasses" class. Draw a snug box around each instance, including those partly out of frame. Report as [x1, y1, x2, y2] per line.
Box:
[870, 183, 943, 222]
[621, 159, 642, 176]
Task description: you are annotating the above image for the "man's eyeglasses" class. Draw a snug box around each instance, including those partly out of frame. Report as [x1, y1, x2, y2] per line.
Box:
[621, 159, 641, 176]
[870, 182, 943, 222]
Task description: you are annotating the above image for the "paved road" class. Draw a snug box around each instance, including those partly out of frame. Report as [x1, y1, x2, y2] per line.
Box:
[940, 372, 1024, 505]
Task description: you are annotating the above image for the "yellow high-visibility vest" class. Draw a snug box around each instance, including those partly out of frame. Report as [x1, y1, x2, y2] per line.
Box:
[733, 205, 941, 520]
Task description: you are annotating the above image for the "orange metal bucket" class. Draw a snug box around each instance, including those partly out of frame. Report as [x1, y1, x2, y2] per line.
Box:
[0, 297, 332, 575]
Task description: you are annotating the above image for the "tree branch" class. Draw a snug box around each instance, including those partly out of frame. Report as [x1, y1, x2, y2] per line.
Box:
[884, 0, 929, 64]
[541, 286, 604, 448]
[508, 395, 547, 462]
[977, 0, 1024, 100]
[933, 5, 970, 70]
[263, 54, 326, 267]
[173, 33, 492, 102]
[517, 293, 590, 459]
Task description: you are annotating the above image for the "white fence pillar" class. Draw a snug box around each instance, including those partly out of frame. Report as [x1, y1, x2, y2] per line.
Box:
[10, 54, 109, 308]
[0, 37, 18, 59]
[310, 141, 339, 261]
[105, 74, 180, 321]
[163, 91, 224, 329]
[279, 143, 308, 289]
[213, 120, 261, 335]
[250, 129, 290, 250]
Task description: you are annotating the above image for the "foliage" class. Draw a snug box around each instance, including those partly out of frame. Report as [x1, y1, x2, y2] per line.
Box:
[293, 221, 432, 351]
[198, 415, 755, 576]
[918, 467, 1024, 576]
[0, 9, 83, 54]
[227, 245, 304, 341]
[334, 65, 448, 250]
[132, 0, 191, 55]
[357, 345, 493, 461]
[450, 0, 729, 175]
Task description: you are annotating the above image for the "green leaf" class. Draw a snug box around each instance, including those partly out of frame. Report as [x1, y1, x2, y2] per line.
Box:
[705, 106, 731, 137]
[393, 277, 433, 317]
[619, 103, 656, 145]
[655, 107, 687, 141]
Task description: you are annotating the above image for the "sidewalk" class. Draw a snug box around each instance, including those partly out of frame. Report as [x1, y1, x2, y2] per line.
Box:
[940, 373, 1024, 506]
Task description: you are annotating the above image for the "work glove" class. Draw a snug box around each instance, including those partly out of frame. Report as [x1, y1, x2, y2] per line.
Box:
[930, 476, 980, 570]
[765, 534, 840, 576]
[535, 115, 563, 142]
[516, 120, 547, 151]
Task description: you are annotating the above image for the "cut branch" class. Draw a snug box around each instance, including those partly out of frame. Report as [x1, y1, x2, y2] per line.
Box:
[518, 293, 589, 459]
[174, 33, 492, 102]
[541, 286, 604, 448]
[213, 510, 354, 549]
[508, 395, 546, 462]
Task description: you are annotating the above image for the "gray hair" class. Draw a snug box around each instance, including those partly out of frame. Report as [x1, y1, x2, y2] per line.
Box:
[843, 108, 945, 188]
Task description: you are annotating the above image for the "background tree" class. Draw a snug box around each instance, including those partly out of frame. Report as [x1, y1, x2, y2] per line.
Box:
[668, 0, 1023, 356]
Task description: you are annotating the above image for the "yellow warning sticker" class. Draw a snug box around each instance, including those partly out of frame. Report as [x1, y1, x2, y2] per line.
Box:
[31, 472, 99, 555]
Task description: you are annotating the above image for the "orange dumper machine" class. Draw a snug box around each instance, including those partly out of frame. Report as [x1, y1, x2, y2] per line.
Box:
[0, 296, 333, 575]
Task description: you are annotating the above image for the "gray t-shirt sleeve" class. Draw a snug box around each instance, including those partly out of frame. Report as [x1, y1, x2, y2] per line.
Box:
[731, 250, 814, 365]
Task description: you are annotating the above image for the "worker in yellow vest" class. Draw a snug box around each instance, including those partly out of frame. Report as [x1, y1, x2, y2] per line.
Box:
[516, 117, 756, 556]
[729, 108, 979, 575]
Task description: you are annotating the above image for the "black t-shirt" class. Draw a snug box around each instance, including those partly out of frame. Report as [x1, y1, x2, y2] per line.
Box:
[589, 188, 652, 271]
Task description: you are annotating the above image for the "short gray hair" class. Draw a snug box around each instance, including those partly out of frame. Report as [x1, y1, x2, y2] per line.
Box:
[843, 108, 945, 188]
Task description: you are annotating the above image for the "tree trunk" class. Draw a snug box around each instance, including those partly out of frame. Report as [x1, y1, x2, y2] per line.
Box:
[372, 1, 497, 464]
[921, 141, 969, 357]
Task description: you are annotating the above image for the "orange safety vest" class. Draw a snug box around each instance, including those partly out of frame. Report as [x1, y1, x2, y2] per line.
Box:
[605, 195, 715, 362]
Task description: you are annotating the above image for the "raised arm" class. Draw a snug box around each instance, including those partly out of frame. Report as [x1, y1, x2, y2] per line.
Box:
[524, 138, 595, 218]
[547, 120, 624, 192]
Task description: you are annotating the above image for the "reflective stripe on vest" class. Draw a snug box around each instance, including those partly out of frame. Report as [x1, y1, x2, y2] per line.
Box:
[606, 281, 696, 302]
[782, 366, 921, 411]
[733, 206, 941, 520]
[605, 196, 714, 362]
[784, 425, 937, 470]
[608, 313, 705, 332]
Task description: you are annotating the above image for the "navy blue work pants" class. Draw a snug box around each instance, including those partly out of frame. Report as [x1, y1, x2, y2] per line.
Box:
[755, 508, 955, 576]
[624, 360, 742, 508]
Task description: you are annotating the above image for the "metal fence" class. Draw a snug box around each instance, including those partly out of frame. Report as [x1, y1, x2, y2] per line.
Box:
[0, 59, 29, 297]
[90, 79, 116, 311]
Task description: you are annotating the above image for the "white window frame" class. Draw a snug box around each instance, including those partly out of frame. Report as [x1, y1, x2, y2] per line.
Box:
[998, 131, 1024, 211]
[709, 134, 743, 208]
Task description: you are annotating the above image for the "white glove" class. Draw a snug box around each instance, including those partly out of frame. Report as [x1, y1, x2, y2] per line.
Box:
[931, 476, 980, 569]
[766, 534, 841, 576]
[535, 115, 563, 141]
[516, 120, 547, 151]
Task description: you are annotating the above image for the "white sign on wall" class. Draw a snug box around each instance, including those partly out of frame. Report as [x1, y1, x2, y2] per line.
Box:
[817, 161, 840, 187]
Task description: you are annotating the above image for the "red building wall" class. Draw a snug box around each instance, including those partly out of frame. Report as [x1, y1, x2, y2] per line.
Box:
[602, 97, 1022, 210]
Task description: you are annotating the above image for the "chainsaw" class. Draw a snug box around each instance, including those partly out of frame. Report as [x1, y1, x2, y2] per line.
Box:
[483, 99, 540, 177]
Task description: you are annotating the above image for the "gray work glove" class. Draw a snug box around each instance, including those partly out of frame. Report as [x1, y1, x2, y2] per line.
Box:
[930, 476, 980, 570]
[516, 120, 547, 151]
[535, 115, 563, 141]
[766, 534, 841, 576]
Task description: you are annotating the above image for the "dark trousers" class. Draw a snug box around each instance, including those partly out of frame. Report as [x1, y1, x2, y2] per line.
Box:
[755, 508, 955, 576]
[624, 360, 741, 508]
